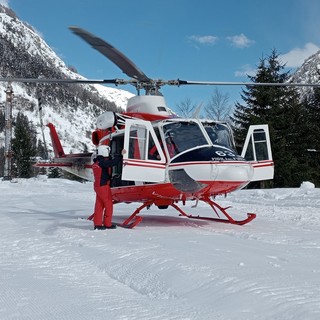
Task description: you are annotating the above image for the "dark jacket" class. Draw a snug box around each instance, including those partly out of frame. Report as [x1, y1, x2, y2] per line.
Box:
[92, 154, 123, 187]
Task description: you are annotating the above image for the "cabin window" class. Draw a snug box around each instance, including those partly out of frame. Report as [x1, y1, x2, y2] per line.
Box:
[126, 122, 164, 162]
[244, 129, 268, 161]
[243, 139, 254, 161]
[110, 134, 134, 187]
[147, 132, 161, 160]
[203, 123, 236, 151]
[128, 124, 147, 160]
[253, 129, 268, 160]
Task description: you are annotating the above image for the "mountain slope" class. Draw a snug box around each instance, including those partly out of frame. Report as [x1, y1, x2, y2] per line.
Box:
[0, 5, 134, 154]
[290, 51, 320, 99]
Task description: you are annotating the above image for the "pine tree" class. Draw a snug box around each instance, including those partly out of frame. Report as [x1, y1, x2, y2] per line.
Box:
[47, 167, 62, 178]
[37, 139, 48, 160]
[301, 88, 320, 186]
[0, 146, 4, 177]
[12, 112, 37, 178]
[231, 49, 307, 187]
[0, 110, 5, 131]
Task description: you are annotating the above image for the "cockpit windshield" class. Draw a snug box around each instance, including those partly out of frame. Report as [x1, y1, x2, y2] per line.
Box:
[162, 121, 208, 157]
[202, 122, 236, 151]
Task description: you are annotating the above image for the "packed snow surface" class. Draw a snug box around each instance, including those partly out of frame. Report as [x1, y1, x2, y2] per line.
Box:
[0, 178, 320, 320]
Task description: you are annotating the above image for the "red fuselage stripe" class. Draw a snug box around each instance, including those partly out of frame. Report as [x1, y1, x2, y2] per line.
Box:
[124, 160, 166, 169]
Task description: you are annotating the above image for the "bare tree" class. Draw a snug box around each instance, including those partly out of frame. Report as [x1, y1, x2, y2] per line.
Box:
[175, 98, 200, 118]
[205, 88, 232, 121]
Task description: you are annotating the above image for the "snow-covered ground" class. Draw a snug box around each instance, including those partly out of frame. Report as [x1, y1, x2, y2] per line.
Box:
[0, 178, 319, 320]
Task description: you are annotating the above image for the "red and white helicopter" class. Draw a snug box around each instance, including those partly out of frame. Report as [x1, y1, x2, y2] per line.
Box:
[31, 27, 275, 228]
[7, 26, 306, 228]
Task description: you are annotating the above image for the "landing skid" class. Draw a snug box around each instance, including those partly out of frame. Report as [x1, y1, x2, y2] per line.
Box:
[86, 201, 152, 229]
[117, 201, 152, 228]
[171, 197, 256, 225]
[87, 198, 255, 228]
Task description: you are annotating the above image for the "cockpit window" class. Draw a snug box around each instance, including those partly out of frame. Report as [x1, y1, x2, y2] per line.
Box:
[162, 121, 208, 157]
[203, 122, 235, 150]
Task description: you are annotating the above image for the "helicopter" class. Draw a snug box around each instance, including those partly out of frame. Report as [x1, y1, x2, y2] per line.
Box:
[3, 27, 316, 228]
[36, 27, 275, 228]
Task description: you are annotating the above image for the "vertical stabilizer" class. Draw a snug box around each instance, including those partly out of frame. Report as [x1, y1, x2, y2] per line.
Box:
[47, 123, 65, 158]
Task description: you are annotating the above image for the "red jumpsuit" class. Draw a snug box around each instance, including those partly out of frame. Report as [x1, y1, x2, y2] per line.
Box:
[92, 154, 122, 228]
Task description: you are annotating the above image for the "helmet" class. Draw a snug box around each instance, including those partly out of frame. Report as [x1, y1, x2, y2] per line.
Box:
[164, 129, 175, 139]
[97, 145, 110, 157]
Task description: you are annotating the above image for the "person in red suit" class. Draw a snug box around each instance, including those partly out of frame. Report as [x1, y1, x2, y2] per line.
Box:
[92, 145, 126, 230]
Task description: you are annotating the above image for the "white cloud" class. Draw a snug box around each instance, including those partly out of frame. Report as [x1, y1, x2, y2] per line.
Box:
[0, 0, 9, 7]
[235, 64, 256, 78]
[227, 33, 255, 48]
[188, 35, 218, 46]
[279, 43, 320, 68]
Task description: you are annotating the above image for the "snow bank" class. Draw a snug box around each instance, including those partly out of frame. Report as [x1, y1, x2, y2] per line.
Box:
[0, 179, 320, 320]
[300, 181, 315, 189]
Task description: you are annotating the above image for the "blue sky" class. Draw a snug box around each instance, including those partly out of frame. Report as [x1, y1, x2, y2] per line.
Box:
[3, 0, 320, 112]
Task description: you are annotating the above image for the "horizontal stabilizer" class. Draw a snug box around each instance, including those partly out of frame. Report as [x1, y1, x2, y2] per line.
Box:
[34, 162, 72, 168]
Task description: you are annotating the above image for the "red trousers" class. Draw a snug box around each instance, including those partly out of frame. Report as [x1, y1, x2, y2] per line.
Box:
[93, 185, 113, 227]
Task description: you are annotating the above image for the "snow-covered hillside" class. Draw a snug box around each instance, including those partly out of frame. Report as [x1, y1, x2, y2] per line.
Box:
[0, 178, 319, 320]
[290, 50, 320, 99]
[0, 6, 134, 155]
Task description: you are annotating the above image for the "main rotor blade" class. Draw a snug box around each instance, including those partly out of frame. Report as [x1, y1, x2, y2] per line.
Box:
[0, 78, 134, 85]
[69, 26, 151, 83]
[2, 77, 319, 89]
[170, 80, 320, 87]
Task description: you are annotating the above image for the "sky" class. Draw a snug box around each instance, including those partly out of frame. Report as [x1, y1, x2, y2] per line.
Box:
[3, 0, 320, 112]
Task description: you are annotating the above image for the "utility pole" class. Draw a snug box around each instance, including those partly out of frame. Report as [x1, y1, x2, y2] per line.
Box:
[3, 83, 13, 180]
[38, 96, 48, 160]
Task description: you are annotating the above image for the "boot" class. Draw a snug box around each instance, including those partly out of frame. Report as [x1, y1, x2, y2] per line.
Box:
[105, 224, 117, 229]
[94, 225, 107, 230]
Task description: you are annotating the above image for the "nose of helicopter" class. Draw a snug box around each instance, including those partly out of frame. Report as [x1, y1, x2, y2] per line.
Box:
[168, 146, 253, 193]
[215, 163, 254, 182]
